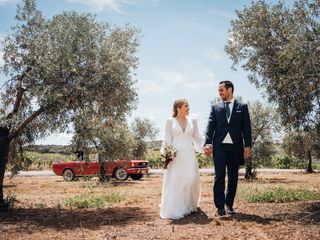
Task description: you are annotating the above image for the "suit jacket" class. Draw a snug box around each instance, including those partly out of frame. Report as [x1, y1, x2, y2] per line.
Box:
[204, 99, 252, 165]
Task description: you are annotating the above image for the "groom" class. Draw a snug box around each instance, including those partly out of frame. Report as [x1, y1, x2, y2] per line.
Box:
[204, 80, 252, 216]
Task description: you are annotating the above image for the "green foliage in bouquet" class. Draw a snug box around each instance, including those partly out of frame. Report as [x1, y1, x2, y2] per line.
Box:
[160, 142, 177, 169]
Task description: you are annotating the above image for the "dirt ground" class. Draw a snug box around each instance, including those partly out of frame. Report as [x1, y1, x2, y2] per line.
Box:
[1, 171, 320, 240]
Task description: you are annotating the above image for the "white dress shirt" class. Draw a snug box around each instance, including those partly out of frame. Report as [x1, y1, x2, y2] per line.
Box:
[222, 98, 234, 144]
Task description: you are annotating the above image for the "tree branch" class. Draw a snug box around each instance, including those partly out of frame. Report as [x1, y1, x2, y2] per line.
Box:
[8, 107, 45, 140]
[0, 79, 13, 90]
[6, 66, 33, 120]
[252, 121, 270, 144]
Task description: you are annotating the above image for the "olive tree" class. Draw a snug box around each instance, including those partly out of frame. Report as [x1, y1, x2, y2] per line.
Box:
[131, 117, 159, 159]
[71, 116, 158, 166]
[0, 0, 139, 209]
[225, 0, 320, 172]
[283, 129, 319, 172]
[72, 118, 137, 161]
[246, 100, 281, 179]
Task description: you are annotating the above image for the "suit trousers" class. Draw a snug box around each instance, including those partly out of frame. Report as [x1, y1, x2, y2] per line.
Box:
[213, 144, 240, 209]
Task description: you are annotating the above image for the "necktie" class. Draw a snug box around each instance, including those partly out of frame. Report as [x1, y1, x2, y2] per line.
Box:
[225, 102, 230, 119]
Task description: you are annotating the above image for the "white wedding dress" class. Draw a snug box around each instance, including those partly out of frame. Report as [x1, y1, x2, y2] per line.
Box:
[160, 117, 203, 219]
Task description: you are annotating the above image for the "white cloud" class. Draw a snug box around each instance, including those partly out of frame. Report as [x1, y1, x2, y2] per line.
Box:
[36, 133, 73, 145]
[203, 50, 222, 62]
[66, 0, 143, 13]
[209, 9, 234, 19]
[187, 22, 225, 38]
[137, 61, 217, 95]
[66, 0, 120, 12]
[0, 0, 15, 6]
[66, 0, 157, 13]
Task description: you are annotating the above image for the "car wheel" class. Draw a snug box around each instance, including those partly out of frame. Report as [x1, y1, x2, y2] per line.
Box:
[130, 174, 143, 180]
[114, 168, 128, 181]
[63, 169, 75, 182]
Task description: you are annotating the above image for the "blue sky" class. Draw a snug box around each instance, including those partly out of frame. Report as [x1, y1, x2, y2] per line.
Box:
[0, 0, 293, 145]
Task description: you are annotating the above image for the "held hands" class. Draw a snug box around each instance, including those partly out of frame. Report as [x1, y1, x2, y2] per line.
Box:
[203, 145, 251, 158]
[203, 144, 213, 156]
[244, 147, 252, 159]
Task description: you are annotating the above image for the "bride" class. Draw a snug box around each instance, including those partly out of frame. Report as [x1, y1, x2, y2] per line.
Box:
[160, 98, 203, 219]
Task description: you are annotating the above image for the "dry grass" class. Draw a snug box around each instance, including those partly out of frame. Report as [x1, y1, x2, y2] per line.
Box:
[1, 172, 320, 240]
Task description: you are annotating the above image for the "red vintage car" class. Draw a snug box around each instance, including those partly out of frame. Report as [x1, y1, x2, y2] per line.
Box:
[52, 159, 149, 182]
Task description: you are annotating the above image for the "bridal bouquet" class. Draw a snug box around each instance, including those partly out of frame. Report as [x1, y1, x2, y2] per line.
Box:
[160, 142, 177, 169]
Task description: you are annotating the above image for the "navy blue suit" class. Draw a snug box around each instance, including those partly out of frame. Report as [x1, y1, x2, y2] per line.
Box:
[205, 99, 252, 209]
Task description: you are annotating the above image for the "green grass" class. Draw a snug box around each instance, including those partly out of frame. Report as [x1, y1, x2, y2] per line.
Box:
[246, 187, 320, 203]
[146, 149, 213, 169]
[25, 151, 74, 170]
[16, 151, 97, 171]
[64, 192, 123, 208]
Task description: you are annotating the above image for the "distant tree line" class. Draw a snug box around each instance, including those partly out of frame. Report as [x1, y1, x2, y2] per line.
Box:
[25, 145, 73, 155]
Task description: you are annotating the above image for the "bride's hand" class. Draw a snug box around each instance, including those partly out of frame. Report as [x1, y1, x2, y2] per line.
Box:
[203, 144, 213, 156]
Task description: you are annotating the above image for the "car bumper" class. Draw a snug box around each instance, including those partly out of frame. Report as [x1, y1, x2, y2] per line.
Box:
[126, 167, 149, 174]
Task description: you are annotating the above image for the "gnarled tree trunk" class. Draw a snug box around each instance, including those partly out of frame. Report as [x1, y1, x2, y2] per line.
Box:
[245, 157, 256, 180]
[0, 127, 10, 209]
[306, 150, 313, 173]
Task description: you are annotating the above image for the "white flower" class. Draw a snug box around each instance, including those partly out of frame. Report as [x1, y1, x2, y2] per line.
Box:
[160, 142, 177, 169]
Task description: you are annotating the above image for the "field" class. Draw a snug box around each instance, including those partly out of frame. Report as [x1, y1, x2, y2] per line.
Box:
[1, 172, 320, 240]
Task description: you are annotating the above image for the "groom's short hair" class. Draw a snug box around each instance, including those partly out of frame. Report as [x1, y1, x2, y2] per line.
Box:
[219, 80, 234, 93]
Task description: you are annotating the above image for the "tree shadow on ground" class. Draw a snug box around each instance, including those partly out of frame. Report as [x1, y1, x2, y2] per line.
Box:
[3, 184, 17, 189]
[108, 179, 149, 186]
[0, 206, 152, 233]
[170, 208, 213, 225]
[273, 201, 320, 224]
[55, 178, 151, 186]
[108, 181, 136, 186]
[243, 178, 301, 184]
[221, 213, 278, 225]
[221, 201, 320, 225]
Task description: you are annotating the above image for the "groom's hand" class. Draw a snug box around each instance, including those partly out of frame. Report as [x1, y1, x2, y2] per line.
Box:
[244, 147, 252, 159]
[203, 144, 213, 156]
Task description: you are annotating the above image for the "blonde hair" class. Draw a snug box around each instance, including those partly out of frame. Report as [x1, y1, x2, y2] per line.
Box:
[172, 99, 188, 117]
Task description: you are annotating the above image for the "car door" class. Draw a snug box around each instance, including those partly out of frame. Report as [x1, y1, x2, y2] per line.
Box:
[75, 161, 100, 176]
